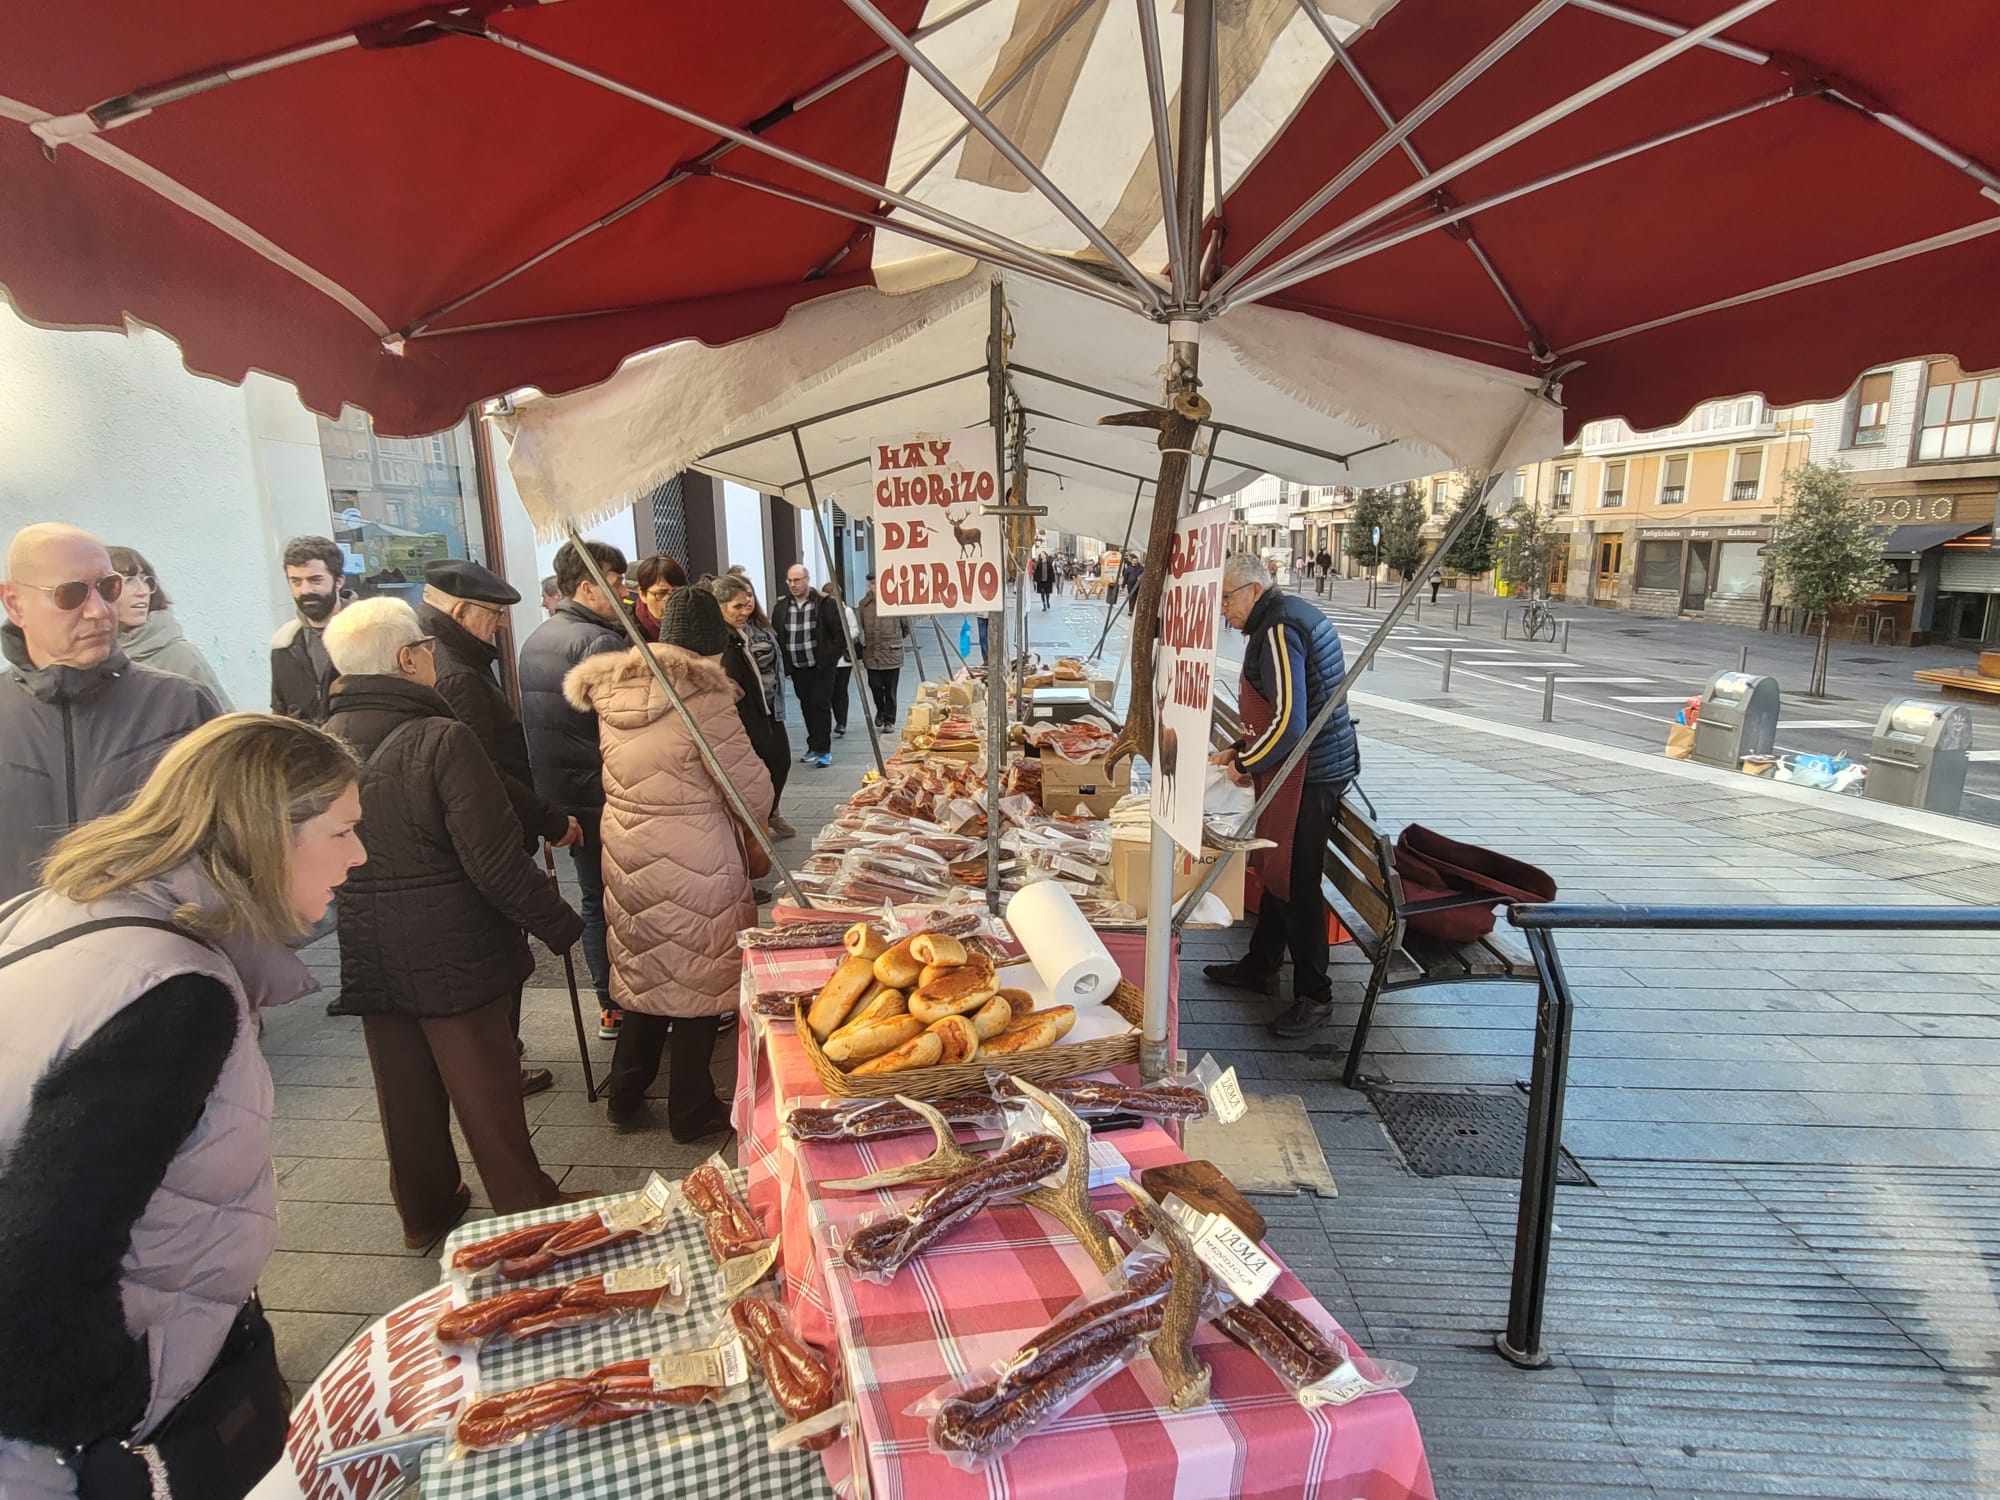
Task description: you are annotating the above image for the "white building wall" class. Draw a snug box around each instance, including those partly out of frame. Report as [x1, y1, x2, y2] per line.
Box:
[1807, 360, 1925, 469]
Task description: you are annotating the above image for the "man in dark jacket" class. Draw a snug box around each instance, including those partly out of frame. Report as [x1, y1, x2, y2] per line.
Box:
[323, 597, 583, 1246]
[1204, 553, 1360, 1040]
[0, 523, 221, 900]
[519, 539, 628, 1038]
[271, 535, 350, 722]
[771, 563, 844, 767]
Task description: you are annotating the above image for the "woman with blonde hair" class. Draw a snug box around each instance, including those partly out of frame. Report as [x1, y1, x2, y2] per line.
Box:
[0, 714, 366, 1500]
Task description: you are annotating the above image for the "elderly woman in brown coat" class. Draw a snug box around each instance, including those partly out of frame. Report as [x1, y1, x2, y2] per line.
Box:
[564, 587, 773, 1138]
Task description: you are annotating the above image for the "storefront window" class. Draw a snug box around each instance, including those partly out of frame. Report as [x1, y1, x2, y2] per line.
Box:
[1711, 541, 1764, 599]
[1635, 539, 1682, 591]
[318, 411, 486, 603]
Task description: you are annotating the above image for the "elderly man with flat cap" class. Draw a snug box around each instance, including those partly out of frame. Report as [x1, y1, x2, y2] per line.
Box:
[420, 560, 582, 1095]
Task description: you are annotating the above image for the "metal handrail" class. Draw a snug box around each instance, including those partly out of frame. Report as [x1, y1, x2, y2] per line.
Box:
[1495, 899, 2000, 1369]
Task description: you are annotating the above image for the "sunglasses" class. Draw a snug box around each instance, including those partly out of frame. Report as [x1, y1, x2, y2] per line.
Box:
[19, 574, 125, 611]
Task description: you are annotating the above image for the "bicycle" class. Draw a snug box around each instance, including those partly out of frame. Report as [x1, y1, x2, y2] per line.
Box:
[1519, 594, 1558, 642]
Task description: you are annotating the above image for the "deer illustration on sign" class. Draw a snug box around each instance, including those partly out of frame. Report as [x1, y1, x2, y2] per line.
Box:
[944, 509, 984, 559]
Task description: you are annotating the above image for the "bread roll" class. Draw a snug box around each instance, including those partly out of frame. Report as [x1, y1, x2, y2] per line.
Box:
[969, 993, 1014, 1040]
[823, 1013, 926, 1066]
[845, 923, 890, 961]
[927, 1013, 980, 1066]
[909, 933, 966, 967]
[808, 955, 877, 1041]
[832, 987, 905, 1038]
[873, 936, 924, 990]
[979, 1005, 1076, 1057]
[920, 953, 995, 990]
[909, 967, 1000, 1024]
[997, 987, 1036, 1020]
[849, 1030, 944, 1076]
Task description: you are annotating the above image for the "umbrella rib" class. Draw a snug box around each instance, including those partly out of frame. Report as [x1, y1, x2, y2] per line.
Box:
[1559, 216, 2000, 356]
[702, 369, 988, 459]
[1135, 0, 1191, 304]
[1218, 0, 1781, 310]
[1206, 0, 1568, 306]
[839, 0, 1167, 313]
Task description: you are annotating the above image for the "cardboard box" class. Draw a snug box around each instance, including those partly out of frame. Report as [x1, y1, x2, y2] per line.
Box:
[1039, 753, 1131, 819]
[1109, 831, 1246, 921]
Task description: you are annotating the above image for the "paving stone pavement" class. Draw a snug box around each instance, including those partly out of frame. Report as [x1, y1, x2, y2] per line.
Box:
[261, 591, 2000, 1496]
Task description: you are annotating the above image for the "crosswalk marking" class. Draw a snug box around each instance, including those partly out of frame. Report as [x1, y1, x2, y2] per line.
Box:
[1613, 694, 1702, 704]
[1777, 719, 1874, 730]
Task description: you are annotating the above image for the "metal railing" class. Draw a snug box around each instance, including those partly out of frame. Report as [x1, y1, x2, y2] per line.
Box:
[1496, 900, 2000, 1369]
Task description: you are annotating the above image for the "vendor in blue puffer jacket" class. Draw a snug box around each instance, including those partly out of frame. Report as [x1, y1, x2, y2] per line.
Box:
[1204, 552, 1358, 1040]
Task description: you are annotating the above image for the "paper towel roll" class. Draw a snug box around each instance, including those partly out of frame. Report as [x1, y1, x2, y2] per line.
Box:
[1004, 881, 1122, 1007]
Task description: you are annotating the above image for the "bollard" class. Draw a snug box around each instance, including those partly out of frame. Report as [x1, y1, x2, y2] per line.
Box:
[1560, 619, 1572, 654]
[1502, 610, 1511, 640]
[1442, 649, 1453, 694]
[1415, 597, 1422, 623]
[1738, 644, 1749, 674]
[1452, 602, 1462, 630]
[1542, 670, 1556, 722]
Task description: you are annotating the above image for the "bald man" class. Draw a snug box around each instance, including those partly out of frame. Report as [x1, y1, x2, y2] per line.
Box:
[1, 524, 221, 900]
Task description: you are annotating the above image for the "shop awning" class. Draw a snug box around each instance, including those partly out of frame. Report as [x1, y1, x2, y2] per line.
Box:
[1879, 523, 1984, 558]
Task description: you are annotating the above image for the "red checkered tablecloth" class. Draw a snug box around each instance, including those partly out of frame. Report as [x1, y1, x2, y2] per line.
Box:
[730, 945, 1435, 1500]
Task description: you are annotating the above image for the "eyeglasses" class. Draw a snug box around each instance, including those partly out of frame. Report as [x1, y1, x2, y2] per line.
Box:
[407, 636, 438, 654]
[17, 574, 124, 610]
[1221, 582, 1260, 602]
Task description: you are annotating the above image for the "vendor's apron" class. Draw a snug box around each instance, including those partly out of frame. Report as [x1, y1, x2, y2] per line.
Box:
[1237, 678, 1305, 903]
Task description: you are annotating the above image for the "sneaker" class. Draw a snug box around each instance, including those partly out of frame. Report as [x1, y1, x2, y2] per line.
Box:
[1268, 997, 1332, 1039]
[1202, 960, 1276, 996]
[598, 1007, 623, 1041]
[834, 725, 846, 738]
[813, 752, 833, 768]
[799, 751, 818, 764]
[769, 814, 797, 840]
[718, 1011, 738, 1034]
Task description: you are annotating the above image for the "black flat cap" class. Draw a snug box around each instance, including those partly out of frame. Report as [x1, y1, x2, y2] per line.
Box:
[658, 585, 731, 657]
[425, 558, 520, 606]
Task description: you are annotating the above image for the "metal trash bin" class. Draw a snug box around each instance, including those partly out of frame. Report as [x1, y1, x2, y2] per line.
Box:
[1865, 699, 1971, 813]
[1692, 670, 1779, 768]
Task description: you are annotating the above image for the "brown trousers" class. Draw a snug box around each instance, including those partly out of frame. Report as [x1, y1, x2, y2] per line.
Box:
[362, 990, 560, 1237]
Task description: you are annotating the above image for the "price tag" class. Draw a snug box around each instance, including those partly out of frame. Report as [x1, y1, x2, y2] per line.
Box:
[1207, 1066, 1248, 1125]
[604, 1259, 685, 1297]
[719, 1240, 779, 1301]
[1054, 853, 1103, 883]
[1190, 1215, 1280, 1303]
[602, 1171, 675, 1232]
[719, 1334, 751, 1388]
[651, 1335, 752, 1393]
[1300, 1360, 1374, 1408]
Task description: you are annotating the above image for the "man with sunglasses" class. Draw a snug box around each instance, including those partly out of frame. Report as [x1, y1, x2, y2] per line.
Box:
[1201, 553, 1358, 1041]
[0, 523, 221, 900]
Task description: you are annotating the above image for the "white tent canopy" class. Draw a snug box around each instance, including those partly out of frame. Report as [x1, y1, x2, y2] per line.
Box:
[498, 267, 1560, 541]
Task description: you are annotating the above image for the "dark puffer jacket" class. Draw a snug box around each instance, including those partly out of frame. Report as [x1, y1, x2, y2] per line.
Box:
[1234, 586, 1359, 788]
[419, 603, 568, 850]
[322, 675, 582, 1018]
[518, 600, 626, 814]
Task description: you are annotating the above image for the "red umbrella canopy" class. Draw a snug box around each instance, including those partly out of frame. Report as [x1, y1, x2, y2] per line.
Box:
[3, 0, 1996, 437]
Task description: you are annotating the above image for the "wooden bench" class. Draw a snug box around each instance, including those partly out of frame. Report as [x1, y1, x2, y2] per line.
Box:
[1321, 800, 1537, 1086]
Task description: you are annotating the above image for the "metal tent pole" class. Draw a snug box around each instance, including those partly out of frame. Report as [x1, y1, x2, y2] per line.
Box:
[1090, 480, 1147, 660]
[790, 429, 888, 778]
[985, 282, 1009, 915]
[562, 526, 809, 909]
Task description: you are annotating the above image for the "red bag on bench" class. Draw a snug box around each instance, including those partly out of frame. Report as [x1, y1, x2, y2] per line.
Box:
[1392, 824, 1557, 944]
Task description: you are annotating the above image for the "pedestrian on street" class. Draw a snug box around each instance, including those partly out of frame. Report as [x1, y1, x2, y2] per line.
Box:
[270, 535, 350, 722]
[323, 599, 583, 1244]
[711, 572, 794, 843]
[1203, 553, 1358, 1041]
[856, 573, 910, 733]
[1314, 549, 1332, 597]
[540, 575, 561, 616]
[1033, 551, 1056, 610]
[420, 559, 583, 1094]
[107, 546, 232, 707]
[820, 579, 861, 739]
[771, 564, 843, 767]
[732, 572, 787, 725]
[1121, 555, 1143, 616]
[1429, 574, 1443, 605]
[520, 540, 629, 1040]
[0, 714, 364, 1500]
[631, 553, 687, 643]
[564, 588, 773, 1139]
[1, 523, 221, 902]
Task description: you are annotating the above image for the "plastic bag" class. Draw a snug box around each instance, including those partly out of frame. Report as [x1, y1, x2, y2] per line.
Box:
[730, 1291, 845, 1450]
[681, 1157, 777, 1298]
[434, 1255, 691, 1350]
[445, 1172, 676, 1288]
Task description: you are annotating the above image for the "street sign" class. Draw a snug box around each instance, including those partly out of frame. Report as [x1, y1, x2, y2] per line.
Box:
[1372, 525, 1381, 545]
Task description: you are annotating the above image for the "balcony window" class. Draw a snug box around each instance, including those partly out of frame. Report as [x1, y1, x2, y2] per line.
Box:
[1601, 461, 1626, 508]
[1731, 447, 1761, 502]
[1659, 454, 1688, 505]
[1916, 360, 2000, 461]
[1511, 470, 1526, 500]
[1850, 370, 1892, 447]
[1553, 468, 1573, 512]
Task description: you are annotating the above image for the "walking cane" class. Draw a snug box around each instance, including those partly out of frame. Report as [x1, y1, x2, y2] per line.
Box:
[543, 844, 599, 1103]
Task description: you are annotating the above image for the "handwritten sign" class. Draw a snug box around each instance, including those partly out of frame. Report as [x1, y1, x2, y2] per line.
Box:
[870, 428, 1004, 616]
[1150, 499, 1231, 853]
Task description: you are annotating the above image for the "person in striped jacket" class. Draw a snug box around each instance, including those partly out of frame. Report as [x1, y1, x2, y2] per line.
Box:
[1204, 553, 1359, 1039]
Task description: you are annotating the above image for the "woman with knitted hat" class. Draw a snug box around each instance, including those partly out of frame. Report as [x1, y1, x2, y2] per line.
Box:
[563, 586, 772, 1138]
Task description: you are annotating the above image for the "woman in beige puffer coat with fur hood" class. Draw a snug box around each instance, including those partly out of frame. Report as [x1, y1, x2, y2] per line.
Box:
[564, 588, 773, 1139]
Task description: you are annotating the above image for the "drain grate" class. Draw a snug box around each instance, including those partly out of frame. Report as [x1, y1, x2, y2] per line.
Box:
[1368, 1089, 1592, 1185]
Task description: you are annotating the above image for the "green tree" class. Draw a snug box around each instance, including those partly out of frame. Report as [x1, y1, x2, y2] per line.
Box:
[1766, 458, 1884, 696]
[1500, 500, 1555, 597]
[1345, 488, 1390, 570]
[1383, 489, 1428, 579]
[1440, 475, 1498, 582]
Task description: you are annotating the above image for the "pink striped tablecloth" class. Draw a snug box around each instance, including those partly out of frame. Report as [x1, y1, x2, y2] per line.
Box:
[730, 945, 1435, 1500]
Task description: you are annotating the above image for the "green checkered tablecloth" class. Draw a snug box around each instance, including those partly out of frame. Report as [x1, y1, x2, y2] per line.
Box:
[422, 1167, 835, 1500]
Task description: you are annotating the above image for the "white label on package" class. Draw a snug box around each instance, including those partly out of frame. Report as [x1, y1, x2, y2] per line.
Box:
[719, 1334, 751, 1388]
[1053, 854, 1103, 883]
[603, 1172, 674, 1232]
[1192, 1215, 1281, 1303]
[652, 1335, 751, 1394]
[1300, 1360, 1374, 1408]
[1207, 1065, 1248, 1125]
[720, 1240, 780, 1301]
[604, 1259, 685, 1297]
[1086, 1137, 1129, 1190]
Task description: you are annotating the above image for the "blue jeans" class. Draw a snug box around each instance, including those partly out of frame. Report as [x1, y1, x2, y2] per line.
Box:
[568, 808, 611, 1005]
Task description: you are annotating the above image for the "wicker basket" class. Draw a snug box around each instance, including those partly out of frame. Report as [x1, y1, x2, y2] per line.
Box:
[795, 981, 1143, 1099]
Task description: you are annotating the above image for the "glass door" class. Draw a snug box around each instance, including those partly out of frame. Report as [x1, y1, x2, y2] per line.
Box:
[1681, 541, 1713, 612]
[1594, 538, 1623, 604]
